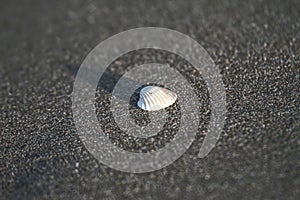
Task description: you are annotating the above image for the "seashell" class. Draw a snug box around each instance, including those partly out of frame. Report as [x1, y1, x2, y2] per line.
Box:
[137, 86, 177, 111]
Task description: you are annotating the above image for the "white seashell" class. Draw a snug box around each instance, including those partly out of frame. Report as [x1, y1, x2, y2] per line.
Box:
[137, 86, 177, 111]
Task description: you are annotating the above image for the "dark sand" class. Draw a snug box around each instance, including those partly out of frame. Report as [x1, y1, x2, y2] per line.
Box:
[0, 0, 299, 199]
